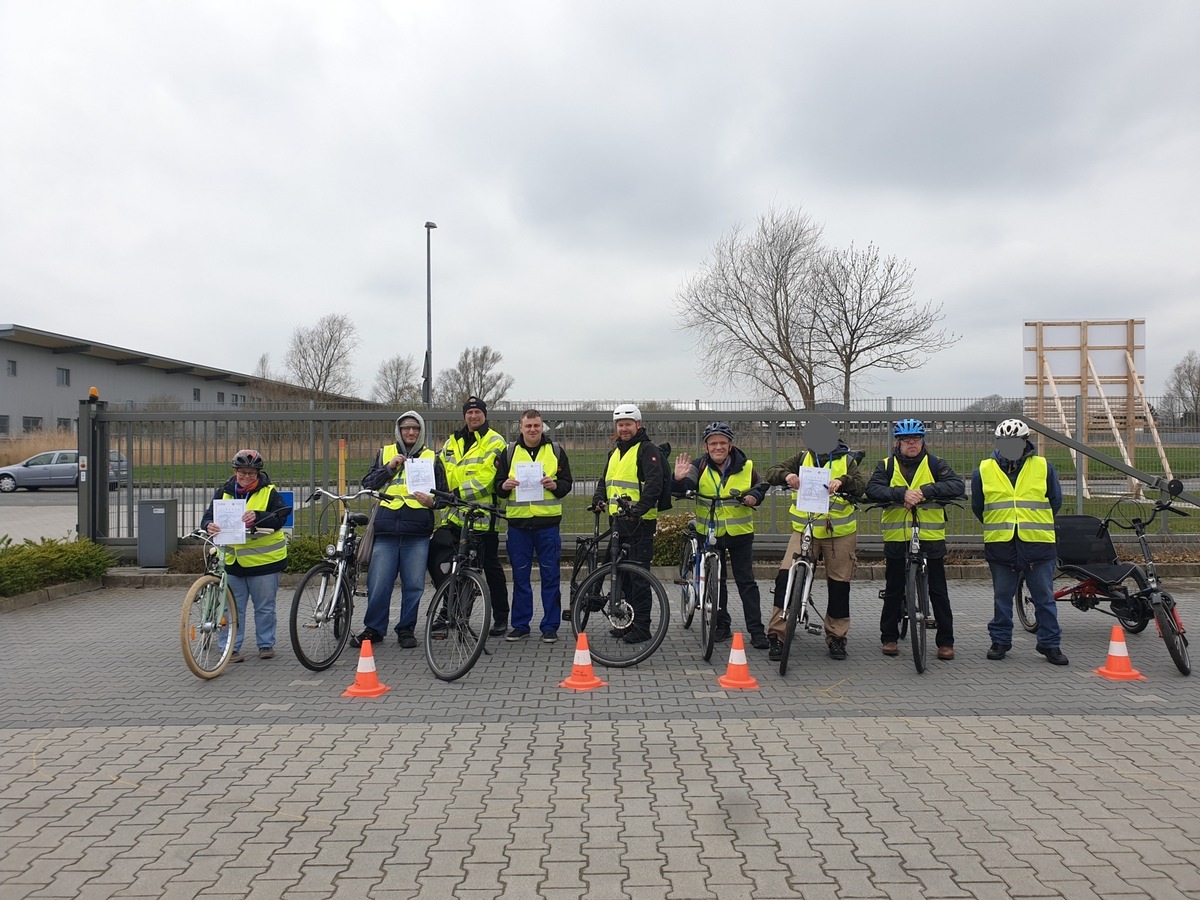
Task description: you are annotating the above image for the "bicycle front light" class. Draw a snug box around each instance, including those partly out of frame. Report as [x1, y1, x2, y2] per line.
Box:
[325, 544, 336, 558]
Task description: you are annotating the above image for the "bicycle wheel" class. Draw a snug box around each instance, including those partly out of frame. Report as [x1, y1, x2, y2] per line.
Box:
[181, 575, 237, 679]
[425, 569, 491, 681]
[700, 554, 720, 662]
[907, 564, 928, 673]
[1111, 582, 1152, 634]
[1014, 572, 1038, 633]
[779, 562, 809, 676]
[1154, 592, 1190, 676]
[290, 563, 353, 671]
[573, 563, 668, 668]
[678, 536, 698, 629]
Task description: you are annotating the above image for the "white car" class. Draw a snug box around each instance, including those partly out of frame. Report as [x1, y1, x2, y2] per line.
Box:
[0, 449, 121, 492]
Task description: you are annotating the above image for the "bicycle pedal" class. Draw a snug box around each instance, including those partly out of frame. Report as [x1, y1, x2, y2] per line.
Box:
[805, 624, 823, 635]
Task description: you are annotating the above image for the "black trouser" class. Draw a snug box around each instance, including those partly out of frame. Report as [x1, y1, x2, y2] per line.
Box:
[604, 521, 656, 634]
[712, 532, 764, 636]
[429, 524, 510, 626]
[880, 554, 953, 648]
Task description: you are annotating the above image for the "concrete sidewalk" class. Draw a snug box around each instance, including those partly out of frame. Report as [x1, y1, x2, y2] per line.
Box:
[2, 577, 1199, 899]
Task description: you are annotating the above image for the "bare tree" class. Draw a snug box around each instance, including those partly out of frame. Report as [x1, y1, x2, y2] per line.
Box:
[810, 242, 959, 409]
[433, 346, 516, 409]
[674, 207, 827, 409]
[1162, 350, 1200, 426]
[252, 353, 273, 381]
[372, 354, 422, 407]
[284, 314, 361, 398]
[963, 394, 1024, 414]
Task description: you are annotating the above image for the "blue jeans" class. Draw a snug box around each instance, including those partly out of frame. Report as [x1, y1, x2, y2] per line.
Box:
[364, 533, 430, 635]
[988, 559, 1061, 648]
[507, 526, 562, 634]
[227, 570, 280, 652]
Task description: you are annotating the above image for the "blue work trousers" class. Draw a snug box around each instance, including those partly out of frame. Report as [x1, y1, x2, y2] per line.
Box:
[507, 525, 562, 635]
[364, 533, 430, 636]
[988, 559, 1062, 648]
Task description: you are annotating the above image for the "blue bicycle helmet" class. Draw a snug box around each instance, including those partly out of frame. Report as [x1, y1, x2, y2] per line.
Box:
[892, 419, 926, 439]
[703, 422, 735, 443]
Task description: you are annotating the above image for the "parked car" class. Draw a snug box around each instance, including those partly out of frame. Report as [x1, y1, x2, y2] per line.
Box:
[0, 449, 122, 493]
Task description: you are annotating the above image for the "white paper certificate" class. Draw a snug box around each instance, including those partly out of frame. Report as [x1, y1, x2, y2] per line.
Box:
[794, 466, 831, 515]
[404, 457, 435, 495]
[212, 499, 247, 545]
[515, 461, 545, 503]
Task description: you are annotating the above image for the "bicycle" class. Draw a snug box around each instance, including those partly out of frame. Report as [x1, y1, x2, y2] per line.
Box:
[1015, 479, 1191, 675]
[180, 510, 292, 679]
[571, 499, 670, 668]
[289, 487, 379, 672]
[867, 500, 961, 674]
[180, 529, 239, 679]
[423, 489, 499, 682]
[774, 507, 836, 676]
[675, 488, 745, 662]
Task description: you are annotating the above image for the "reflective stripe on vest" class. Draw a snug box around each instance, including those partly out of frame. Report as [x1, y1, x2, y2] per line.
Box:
[221, 484, 287, 568]
[788, 452, 856, 537]
[879, 455, 946, 542]
[604, 445, 658, 521]
[696, 461, 754, 537]
[979, 456, 1054, 543]
[379, 445, 437, 512]
[505, 442, 562, 520]
[443, 428, 505, 529]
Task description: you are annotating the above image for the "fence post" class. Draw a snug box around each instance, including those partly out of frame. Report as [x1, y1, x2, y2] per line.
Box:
[1075, 399, 1085, 515]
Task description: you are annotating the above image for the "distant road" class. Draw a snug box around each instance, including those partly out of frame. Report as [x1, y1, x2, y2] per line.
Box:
[0, 490, 78, 543]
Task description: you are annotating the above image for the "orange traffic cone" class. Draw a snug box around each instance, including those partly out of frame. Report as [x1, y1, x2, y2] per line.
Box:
[717, 632, 760, 689]
[1093, 625, 1146, 681]
[560, 633, 606, 691]
[342, 639, 392, 697]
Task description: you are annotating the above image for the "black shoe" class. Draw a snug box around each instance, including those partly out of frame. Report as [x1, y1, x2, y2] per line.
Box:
[541, 631, 558, 644]
[350, 627, 384, 649]
[749, 632, 770, 650]
[1036, 644, 1069, 666]
[622, 628, 652, 644]
[712, 623, 732, 643]
[489, 622, 508, 637]
[505, 628, 529, 642]
[987, 642, 1011, 660]
[828, 638, 848, 660]
[768, 635, 782, 661]
[396, 629, 418, 649]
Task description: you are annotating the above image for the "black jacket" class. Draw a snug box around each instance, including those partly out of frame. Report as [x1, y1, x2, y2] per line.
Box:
[590, 427, 664, 529]
[361, 444, 449, 537]
[866, 445, 965, 559]
[493, 436, 574, 530]
[672, 445, 768, 507]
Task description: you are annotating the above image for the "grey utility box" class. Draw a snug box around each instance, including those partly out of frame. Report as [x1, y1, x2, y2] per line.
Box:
[137, 499, 178, 568]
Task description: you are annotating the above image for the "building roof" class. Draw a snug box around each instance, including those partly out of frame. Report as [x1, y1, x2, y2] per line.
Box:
[1, 323, 257, 386]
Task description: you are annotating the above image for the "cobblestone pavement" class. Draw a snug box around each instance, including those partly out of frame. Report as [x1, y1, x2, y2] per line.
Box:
[2, 579, 1198, 899]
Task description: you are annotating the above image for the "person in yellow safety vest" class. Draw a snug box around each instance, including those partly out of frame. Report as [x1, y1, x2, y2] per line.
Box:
[866, 419, 965, 660]
[352, 410, 448, 649]
[764, 419, 867, 661]
[493, 409, 574, 643]
[200, 449, 291, 663]
[672, 422, 769, 649]
[429, 396, 510, 638]
[588, 403, 665, 644]
[971, 418, 1068, 665]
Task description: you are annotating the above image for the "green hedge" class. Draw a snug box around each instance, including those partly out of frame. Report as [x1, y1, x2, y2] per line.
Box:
[0, 537, 116, 597]
[166, 532, 332, 574]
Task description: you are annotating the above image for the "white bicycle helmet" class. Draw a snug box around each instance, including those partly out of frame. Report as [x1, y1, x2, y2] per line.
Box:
[613, 403, 642, 421]
[995, 418, 1030, 438]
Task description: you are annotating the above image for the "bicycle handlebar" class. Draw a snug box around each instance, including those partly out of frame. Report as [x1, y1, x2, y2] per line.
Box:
[431, 489, 505, 519]
[304, 487, 382, 506]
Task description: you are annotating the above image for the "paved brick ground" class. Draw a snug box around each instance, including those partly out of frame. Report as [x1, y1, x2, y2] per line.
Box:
[2, 579, 1198, 898]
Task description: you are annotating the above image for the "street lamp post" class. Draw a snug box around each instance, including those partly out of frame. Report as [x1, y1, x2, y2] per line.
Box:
[423, 221, 437, 408]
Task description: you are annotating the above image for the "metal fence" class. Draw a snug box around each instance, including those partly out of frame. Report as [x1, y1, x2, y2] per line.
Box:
[84, 399, 1200, 556]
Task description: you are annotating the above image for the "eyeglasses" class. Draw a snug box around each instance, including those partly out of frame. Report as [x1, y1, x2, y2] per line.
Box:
[234, 468, 259, 477]
[899, 437, 924, 444]
[399, 426, 421, 432]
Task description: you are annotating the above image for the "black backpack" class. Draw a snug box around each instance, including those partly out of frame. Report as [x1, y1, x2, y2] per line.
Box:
[636, 441, 673, 512]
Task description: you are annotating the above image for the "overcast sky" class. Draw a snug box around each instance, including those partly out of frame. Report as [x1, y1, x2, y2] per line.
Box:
[2, 1, 1197, 406]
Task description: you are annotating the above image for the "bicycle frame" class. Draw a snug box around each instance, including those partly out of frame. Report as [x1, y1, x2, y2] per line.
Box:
[304, 488, 376, 623]
[780, 515, 823, 638]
